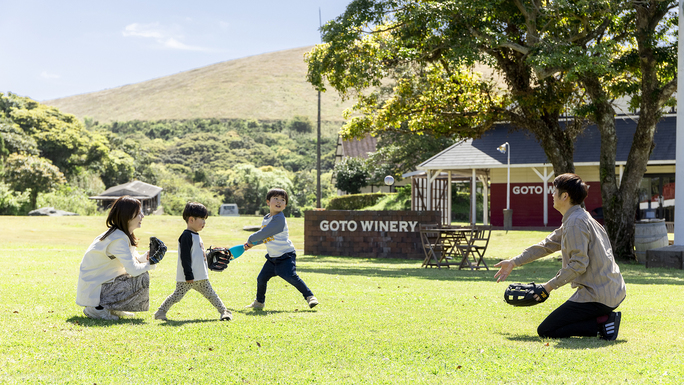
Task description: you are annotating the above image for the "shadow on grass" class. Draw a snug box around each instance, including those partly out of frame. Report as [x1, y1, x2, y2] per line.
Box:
[502, 332, 628, 349]
[552, 338, 628, 349]
[66, 315, 146, 327]
[299, 256, 684, 285]
[240, 309, 316, 317]
[157, 319, 218, 326]
[298, 257, 558, 283]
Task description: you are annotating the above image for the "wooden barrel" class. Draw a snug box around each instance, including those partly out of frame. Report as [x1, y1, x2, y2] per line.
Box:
[635, 219, 669, 264]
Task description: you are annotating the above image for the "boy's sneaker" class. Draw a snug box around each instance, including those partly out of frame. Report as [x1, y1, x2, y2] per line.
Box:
[306, 296, 319, 308]
[599, 311, 621, 341]
[154, 309, 167, 321]
[83, 306, 119, 320]
[220, 310, 233, 321]
[111, 310, 135, 318]
[245, 300, 264, 309]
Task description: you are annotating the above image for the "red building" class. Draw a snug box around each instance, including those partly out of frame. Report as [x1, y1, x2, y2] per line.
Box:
[409, 115, 677, 228]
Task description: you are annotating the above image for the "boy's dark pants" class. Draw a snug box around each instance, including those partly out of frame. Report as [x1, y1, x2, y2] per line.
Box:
[256, 251, 313, 303]
[537, 300, 616, 338]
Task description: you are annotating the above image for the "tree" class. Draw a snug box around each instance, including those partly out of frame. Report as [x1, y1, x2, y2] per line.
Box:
[307, 0, 677, 260]
[3, 153, 66, 209]
[100, 149, 136, 188]
[528, 1, 677, 260]
[366, 131, 455, 184]
[574, 1, 677, 261]
[305, 0, 603, 176]
[288, 116, 313, 134]
[0, 93, 112, 188]
[0, 118, 39, 158]
[216, 164, 295, 215]
[333, 157, 370, 194]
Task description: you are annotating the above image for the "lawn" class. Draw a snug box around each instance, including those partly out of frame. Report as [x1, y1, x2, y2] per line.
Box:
[1, 215, 683, 384]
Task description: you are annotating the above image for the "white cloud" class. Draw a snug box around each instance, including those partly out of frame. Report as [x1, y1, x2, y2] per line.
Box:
[122, 23, 165, 39]
[122, 22, 212, 52]
[40, 71, 60, 79]
[163, 38, 208, 51]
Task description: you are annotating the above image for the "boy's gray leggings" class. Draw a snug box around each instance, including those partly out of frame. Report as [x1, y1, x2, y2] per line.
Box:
[158, 279, 227, 314]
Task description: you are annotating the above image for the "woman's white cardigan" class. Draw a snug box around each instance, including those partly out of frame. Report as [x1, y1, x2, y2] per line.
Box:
[76, 228, 155, 307]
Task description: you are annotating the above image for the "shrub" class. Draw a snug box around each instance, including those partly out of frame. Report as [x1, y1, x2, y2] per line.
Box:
[37, 185, 99, 215]
[332, 157, 369, 194]
[0, 182, 31, 215]
[326, 193, 390, 210]
[361, 186, 411, 211]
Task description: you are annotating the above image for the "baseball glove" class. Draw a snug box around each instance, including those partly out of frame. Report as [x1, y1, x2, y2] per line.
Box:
[207, 246, 232, 272]
[149, 236, 167, 265]
[504, 282, 549, 307]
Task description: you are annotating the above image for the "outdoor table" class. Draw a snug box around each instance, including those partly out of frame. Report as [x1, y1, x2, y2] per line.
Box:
[420, 225, 471, 268]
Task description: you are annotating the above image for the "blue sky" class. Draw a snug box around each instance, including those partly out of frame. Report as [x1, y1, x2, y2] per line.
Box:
[0, 0, 353, 101]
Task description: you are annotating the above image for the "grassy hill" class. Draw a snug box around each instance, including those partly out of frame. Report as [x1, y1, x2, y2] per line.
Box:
[44, 46, 353, 123]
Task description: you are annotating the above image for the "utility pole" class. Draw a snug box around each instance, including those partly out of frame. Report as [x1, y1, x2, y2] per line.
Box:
[316, 8, 322, 208]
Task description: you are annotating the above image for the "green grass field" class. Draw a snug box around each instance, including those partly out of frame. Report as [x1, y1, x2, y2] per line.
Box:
[1, 215, 683, 384]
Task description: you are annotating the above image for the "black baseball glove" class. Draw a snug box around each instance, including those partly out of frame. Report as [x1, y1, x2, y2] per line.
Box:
[504, 282, 549, 307]
[149, 236, 167, 265]
[207, 246, 232, 272]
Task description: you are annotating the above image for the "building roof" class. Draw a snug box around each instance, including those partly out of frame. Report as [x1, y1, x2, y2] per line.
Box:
[418, 115, 676, 171]
[338, 134, 378, 159]
[90, 180, 163, 201]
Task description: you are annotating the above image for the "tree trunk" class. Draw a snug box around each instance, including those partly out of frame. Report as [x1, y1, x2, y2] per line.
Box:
[581, 1, 676, 262]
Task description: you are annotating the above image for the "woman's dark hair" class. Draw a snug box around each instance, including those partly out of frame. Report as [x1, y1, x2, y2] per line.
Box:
[266, 188, 289, 205]
[553, 173, 588, 205]
[100, 196, 142, 246]
[183, 202, 208, 222]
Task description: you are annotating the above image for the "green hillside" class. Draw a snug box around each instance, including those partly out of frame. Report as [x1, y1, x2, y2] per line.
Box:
[44, 46, 353, 123]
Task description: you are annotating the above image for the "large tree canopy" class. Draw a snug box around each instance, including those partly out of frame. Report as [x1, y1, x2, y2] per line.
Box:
[307, 0, 678, 260]
[306, 0, 622, 175]
[4, 153, 66, 209]
[0, 93, 119, 183]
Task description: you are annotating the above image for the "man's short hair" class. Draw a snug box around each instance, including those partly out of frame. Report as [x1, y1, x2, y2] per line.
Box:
[183, 202, 208, 222]
[266, 188, 289, 205]
[553, 173, 588, 205]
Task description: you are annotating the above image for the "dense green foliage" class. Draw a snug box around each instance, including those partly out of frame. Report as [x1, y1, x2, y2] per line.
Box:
[332, 156, 370, 194]
[326, 192, 390, 210]
[89, 116, 341, 216]
[0, 93, 117, 214]
[360, 185, 411, 211]
[0, 93, 342, 216]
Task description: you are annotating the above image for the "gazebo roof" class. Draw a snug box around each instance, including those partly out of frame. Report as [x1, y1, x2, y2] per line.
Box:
[90, 180, 163, 201]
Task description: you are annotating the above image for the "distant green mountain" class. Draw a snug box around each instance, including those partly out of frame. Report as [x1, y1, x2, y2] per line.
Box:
[44, 46, 352, 123]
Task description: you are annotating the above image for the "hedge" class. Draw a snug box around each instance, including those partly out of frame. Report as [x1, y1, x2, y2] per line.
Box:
[326, 193, 390, 210]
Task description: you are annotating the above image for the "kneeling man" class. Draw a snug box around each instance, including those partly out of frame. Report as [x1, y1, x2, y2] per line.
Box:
[494, 173, 626, 340]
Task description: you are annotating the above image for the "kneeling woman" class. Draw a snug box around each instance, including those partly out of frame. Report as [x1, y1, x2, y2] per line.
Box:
[77, 196, 156, 320]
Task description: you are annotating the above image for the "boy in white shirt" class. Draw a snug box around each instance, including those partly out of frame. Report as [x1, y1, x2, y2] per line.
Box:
[154, 202, 232, 321]
[245, 188, 318, 310]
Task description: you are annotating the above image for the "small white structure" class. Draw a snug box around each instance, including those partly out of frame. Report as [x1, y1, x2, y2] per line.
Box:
[219, 203, 240, 216]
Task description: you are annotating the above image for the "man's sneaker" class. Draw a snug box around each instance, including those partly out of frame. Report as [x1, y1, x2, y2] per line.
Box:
[111, 310, 135, 318]
[83, 306, 119, 320]
[599, 311, 621, 341]
[245, 300, 264, 309]
[220, 310, 233, 321]
[306, 296, 319, 308]
[154, 309, 167, 321]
